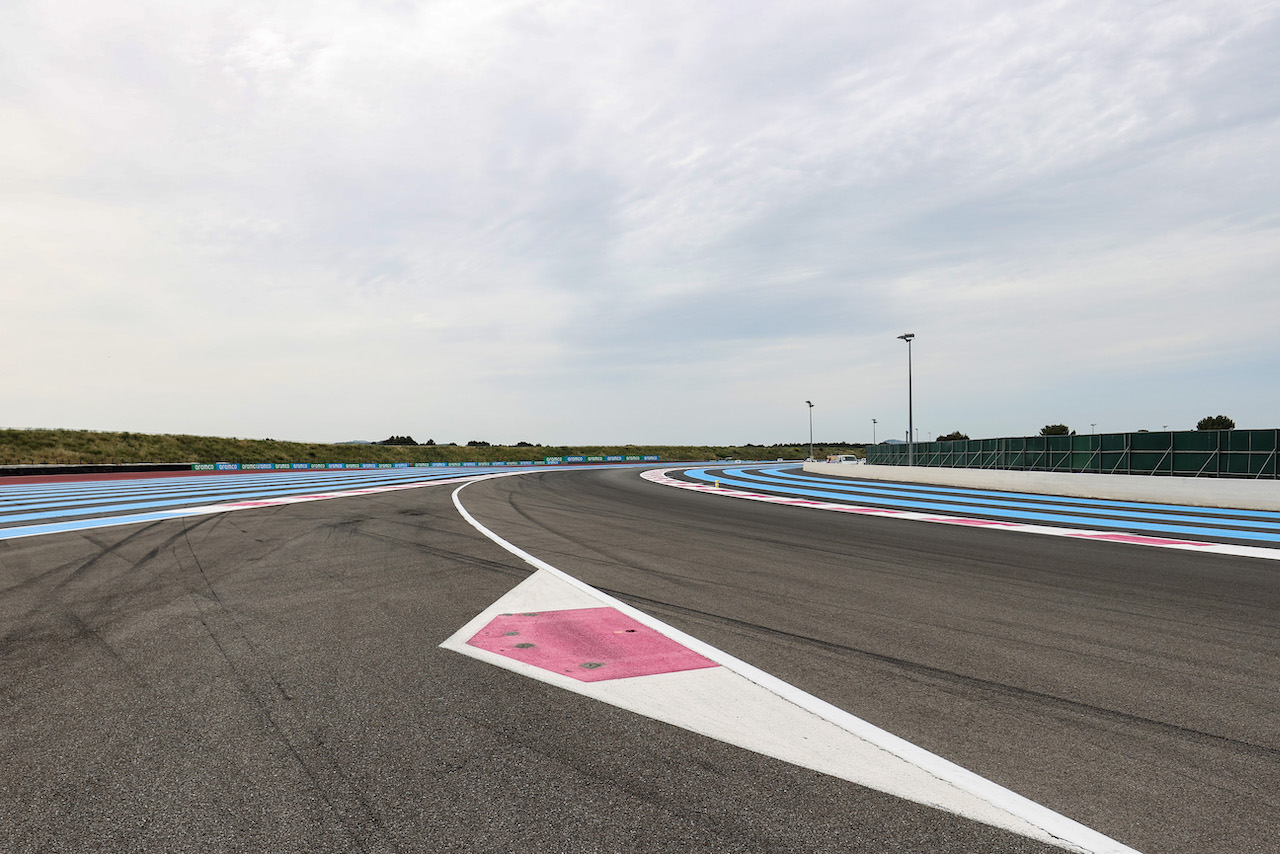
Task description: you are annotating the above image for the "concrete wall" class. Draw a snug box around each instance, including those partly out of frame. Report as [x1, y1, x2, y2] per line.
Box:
[803, 462, 1280, 512]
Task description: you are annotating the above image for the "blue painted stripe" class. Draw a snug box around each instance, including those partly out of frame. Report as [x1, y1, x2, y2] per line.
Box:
[722, 467, 1280, 531]
[752, 466, 1280, 522]
[0, 469, 476, 513]
[0, 468, 500, 528]
[681, 467, 1280, 544]
[0, 510, 201, 541]
[0, 462, 654, 539]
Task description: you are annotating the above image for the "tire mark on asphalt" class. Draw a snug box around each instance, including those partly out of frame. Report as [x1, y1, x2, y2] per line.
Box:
[452, 709, 797, 853]
[179, 516, 403, 854]
[605, 587, 1280, 761]
[1, 521, 210, 660]
[0, 521, 180, 600]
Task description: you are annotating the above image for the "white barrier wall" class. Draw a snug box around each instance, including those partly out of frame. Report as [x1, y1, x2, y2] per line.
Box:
[803, 462, 1280, 512]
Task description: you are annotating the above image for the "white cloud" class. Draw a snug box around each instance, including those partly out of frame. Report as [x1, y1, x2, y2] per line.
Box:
[2, 0, 1278, 443]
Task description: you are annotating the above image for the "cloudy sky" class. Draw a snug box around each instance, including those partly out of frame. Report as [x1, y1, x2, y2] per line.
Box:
[3, 1, 1278, 445]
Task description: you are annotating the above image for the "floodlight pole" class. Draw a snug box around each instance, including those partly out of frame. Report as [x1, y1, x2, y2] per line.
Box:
[898, 333, 915, 465]
[872, 418, 877, 445]
[806, 400, 814, 461]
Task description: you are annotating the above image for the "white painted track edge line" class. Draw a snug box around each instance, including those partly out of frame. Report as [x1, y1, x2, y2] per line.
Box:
[449, 477, 1141, 854]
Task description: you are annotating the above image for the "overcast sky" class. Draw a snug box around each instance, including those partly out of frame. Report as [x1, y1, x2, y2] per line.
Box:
[3, 1, 1278, 445]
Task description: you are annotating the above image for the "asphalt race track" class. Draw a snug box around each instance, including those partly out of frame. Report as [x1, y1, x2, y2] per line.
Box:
[2, 466, 1277, 852]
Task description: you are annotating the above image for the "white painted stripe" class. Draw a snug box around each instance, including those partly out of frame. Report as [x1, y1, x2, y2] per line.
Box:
[642, 468, 1280, 563]
[443, 569, 1073, 846]
[1, 464, 656, 542]
[449, 479, 1142, 854]
[0, 474, 506, 542]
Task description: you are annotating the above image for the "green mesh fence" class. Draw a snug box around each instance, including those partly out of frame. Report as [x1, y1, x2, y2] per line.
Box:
[865, 430, 1278, 479]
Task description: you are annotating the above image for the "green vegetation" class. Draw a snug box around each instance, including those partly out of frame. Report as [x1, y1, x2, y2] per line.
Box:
[936, 430, 970, 441]
[1196, 415, 1236, 431]
[0, 429, 864, 466]
[1039, 424, 1072, 436]
[377, 435, 420, 445]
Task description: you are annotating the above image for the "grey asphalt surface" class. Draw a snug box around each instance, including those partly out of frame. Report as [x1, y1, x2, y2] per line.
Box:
[2, 467, 1276, 852]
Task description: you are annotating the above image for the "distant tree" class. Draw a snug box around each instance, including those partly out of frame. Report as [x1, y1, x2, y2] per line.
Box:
[1196, 415, 1235, 431]
[515, 441, 534, 447]
[937, 431, 970, 441]
[424, 438, 435, 445]
[378, 435, 417, 446]
[1039, 424, 1071, 436]
[466, 440, 490, 447]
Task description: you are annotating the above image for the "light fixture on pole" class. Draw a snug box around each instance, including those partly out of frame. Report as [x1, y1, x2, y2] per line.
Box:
[806, 400, 814, 461]
[872, 418, 877, 445]
[897, 333, 915, 465]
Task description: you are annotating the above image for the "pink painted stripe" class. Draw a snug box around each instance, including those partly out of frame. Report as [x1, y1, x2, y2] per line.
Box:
[466, 607, 720, 683]
[1085, 532, 1213, 547]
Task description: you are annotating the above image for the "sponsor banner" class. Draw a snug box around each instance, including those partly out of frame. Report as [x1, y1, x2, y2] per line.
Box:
[192, 463, 215, 471]
[489, 461, 507, 466]
[586, 456, 604, 462]
[462, 461, 478, 467]
[518, 461, 536, 466]
[345, 463, 361, 469]
[274, 464, 292, 470]
[642, 455, 660, 461]
[566, 456, 586, 463]
[605, 456, 624, 462]
[447, 462, 462, 467]
[327, 463, 345, 469]
[429, 462, 448, 468]
[291, 463, 309, 470]
[377, 463, 393, 468]
[625, 455, 641, 461]
[394, 463, 410, 468]
[311, 463, 327, 469]
[216, 463, 240, 471]
[543, 457, 563, 464]
[361, 463, 377, 469]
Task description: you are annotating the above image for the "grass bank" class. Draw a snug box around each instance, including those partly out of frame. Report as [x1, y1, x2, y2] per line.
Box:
[0, 429, 864, 467]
